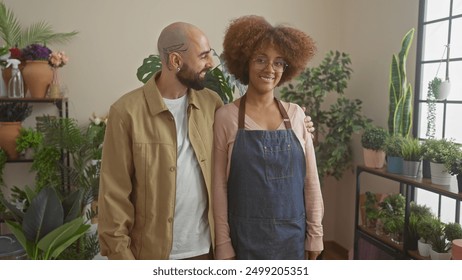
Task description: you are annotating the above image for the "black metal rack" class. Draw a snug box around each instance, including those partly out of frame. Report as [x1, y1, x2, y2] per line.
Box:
[353, 165, 462, 260]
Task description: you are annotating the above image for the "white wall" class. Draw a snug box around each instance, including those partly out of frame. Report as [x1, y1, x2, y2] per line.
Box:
[1, 0, 420, 255]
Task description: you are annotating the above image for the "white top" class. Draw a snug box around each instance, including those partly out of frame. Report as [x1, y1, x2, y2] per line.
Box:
[163, 94, 211, 259]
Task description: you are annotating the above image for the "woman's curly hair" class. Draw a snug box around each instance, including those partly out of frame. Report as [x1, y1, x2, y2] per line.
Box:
[222, 15, 316, 86]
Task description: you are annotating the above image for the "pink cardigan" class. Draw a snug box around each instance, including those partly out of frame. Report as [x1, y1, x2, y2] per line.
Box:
[212, 100, 324, 260]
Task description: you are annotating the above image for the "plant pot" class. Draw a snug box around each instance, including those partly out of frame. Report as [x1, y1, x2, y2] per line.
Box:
[418, 239, 431, 257]
[436, 80, 451, 100]
[402, 160, 421, 178]
[22, 60, 53, 98]
[363, 148, 386, 168]
[422, 159, 431, 178]
[430, 162, 453, 185]
[0, 121, 22, 160]
[430, 248, 451, 260]
[457, 174, 462, 193]
[452, 239, 462, 260]
[386, 156, 403, 174]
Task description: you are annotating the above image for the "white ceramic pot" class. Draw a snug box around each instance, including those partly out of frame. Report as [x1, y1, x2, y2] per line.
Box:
[430, 248, 451, 260]
[430, 162, 453, 185]
[418, 239, 431, 257]
[437, 80, 451, 100]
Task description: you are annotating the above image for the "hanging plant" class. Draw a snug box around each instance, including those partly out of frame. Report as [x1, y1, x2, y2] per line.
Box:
[425, 77, 441, 139]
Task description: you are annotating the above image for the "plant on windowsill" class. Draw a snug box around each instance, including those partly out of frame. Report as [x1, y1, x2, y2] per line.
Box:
[444, 149, 462, 192]
[280, 50, 371, 180]
[383, 134, 405, 174]
[361, 125, 388, 169]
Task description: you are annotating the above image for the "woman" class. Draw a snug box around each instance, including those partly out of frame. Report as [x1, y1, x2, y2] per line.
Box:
[213, 15, 324, 260]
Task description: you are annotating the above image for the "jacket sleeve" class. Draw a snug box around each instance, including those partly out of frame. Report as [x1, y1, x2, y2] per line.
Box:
[98, 105, 136, 260]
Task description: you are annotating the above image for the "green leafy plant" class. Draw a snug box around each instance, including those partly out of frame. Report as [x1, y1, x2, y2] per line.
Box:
[427, 218, 449, 253]
[444, 149, 462, 176]
[0, 1, 78, 48]
[425, 77, 441, 139]
[383, 134, 405, 157]
[280, 50, 371, 180]
[417, 215, 436, 243]
[364, 191, 380, 228]
[408, 202, 433, 243]
[0, 187, 90, 259]
[361, 125, 388, 151]
[445, 222, 462, 243]
[15, 127, 43, 153]
[421, 138, 461, 164]
[388, 28, 414, 138]
[378, 193, 405, 239]
[136, 50, 243, 104]
[401, 137, 422, 161]
[0, 102, 32, 122]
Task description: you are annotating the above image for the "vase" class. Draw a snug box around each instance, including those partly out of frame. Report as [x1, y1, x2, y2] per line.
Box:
[0, 121, 22, 160]
[402, 160, 421, 178]
[48, 68, 61, 98]
[422, 159, 431, 178]
[417, 238, 431, 257]
[22, 60, 53, 98]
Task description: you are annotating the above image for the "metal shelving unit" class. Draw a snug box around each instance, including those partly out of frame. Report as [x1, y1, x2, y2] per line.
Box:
[353, 164, 462, 260]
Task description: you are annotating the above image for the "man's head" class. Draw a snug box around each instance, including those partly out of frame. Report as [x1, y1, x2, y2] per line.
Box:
[158, 22, 214, 90]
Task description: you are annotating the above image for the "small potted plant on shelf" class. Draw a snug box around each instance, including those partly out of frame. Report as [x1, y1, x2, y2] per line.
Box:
[444, 149, 462, 193]
[416, 215, 435, 258]
[361, 125, 388, 168]
[428, 218, 451, 260]
[15, 127, 43, 159]
[21, 44, 53, 98]
[383, 134, 405, 174]
[408, 202, 433, 251]
[0, 102, 33, 160]
[378, 193, 405, 243]
[422, 138, 461, 185]
[400, 137, 422, 178]
[363, 191, 380, 229]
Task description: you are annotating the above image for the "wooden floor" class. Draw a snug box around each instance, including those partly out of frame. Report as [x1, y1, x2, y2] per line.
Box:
[320, 241, 350, 260]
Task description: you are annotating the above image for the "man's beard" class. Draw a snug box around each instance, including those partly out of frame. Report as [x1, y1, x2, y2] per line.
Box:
[177, 63, 208, 90]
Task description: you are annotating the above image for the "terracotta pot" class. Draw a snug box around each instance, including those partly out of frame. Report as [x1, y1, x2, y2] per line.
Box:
[22, 60, 53, 98]
[0, 121, 21, 160]
[363, 148, 386, 168]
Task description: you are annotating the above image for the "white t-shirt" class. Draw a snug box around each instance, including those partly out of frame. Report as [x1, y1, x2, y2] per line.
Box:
[163, 94, 211, 259]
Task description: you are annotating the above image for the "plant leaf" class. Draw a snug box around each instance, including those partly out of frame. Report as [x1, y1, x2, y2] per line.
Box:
[136, 54, 161, 83]
[5, 220, 35, 258]
[62, 189, 83, 223]
[22, 188, 64, 243]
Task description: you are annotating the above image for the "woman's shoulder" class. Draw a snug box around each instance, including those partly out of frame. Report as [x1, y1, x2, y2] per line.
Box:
[279, 100, 304, 118]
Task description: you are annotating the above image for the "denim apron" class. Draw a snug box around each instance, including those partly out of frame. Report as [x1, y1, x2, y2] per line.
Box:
[228, 95, 306, 260]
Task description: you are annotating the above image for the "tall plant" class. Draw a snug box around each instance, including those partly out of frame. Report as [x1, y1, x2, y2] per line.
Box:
[0, 1, 78, 48]
[280, 50, 370, 180]
[388, 28, 415, 138]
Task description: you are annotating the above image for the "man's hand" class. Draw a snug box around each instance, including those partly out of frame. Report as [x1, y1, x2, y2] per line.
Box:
[302, 106, 315, 134]
[305, 250, 322, 260]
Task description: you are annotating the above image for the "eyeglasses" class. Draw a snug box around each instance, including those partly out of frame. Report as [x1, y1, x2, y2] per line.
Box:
[251, 56, 288, 73]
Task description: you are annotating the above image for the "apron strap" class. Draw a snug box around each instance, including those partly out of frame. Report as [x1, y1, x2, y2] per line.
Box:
[238, 94, 292, 129]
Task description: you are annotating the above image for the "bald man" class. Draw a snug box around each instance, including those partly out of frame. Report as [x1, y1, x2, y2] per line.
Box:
[98, 22, 223, 260]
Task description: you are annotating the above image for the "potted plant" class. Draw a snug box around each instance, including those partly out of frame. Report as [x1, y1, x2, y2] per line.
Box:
[20, 44, 54, 98]
[422, 138, 460, 185]
[444, 148, 462, 193]
[383, 134, 405, 174]
[388, 28, 414, 138]
[363, 191, 380, 229]
[378, 193, 405, 243]
[408, 202, 433, 251]
[428, 219, 451, 260]
[416, 215, 435, 257]
[361, 125, 388, 168]
[400, 137, 422, 178]
[280, 50, 371, 180]
[0, 102, 32, 159]
[0, 187, 90, 260]
[15, 127, 43, 159]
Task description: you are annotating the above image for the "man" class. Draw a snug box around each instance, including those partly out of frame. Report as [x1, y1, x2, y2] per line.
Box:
[98, 22, 315, 260]
[98, 22, 222, 260]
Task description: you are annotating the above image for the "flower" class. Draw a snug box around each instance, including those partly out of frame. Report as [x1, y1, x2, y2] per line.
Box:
[89, 112, 108, 126]
[8, 47, 22, 60]
[21, 44, 52, 61]
[49, 50, 69, 68]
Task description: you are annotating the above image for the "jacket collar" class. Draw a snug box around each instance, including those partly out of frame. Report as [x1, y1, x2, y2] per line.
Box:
[143, 71, 202, 117]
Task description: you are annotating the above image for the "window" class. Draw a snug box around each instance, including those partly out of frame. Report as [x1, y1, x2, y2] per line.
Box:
[415, 0, 462, 222]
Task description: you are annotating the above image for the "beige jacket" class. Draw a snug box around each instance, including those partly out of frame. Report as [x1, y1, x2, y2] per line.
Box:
[98, 73, 223, 259]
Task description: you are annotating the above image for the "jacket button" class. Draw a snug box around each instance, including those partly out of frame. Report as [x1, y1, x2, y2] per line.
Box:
[170, 166, 176, 172]
[168, 217, 173, 223]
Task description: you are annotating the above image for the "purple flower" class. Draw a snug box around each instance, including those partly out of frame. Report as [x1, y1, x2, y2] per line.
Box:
[21, 44, 52, 61]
